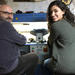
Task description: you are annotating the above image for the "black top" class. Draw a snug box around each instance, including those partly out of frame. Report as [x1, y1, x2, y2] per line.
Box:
[0, 19, 26, 74]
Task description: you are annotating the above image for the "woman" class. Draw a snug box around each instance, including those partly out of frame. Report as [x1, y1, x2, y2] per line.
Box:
[47, 1, 75, 75]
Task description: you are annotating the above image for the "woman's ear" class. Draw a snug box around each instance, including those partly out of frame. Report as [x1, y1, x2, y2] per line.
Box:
[63, 10, 65, 15]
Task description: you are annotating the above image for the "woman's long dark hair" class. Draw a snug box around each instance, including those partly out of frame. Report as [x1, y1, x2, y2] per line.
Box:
[47, 1, 75, 26]
[0, 0, 7, 5]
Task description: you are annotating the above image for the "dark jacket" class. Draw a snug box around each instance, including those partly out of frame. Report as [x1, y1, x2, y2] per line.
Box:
[48, 19, 75, 74]
[0, 19, 26, 74]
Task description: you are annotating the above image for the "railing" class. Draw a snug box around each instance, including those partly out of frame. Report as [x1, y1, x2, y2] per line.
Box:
[13, 13, 47, 22]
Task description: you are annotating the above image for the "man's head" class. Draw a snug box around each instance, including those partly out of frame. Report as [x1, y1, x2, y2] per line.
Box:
[0, 5, 13, 22]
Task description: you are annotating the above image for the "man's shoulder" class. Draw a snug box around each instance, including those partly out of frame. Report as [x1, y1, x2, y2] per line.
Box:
[0, 18, 6, 23]
[0, 18, 11, 25]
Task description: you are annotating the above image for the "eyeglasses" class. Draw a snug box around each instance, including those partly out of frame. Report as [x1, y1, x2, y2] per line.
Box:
[0, 11, 13, 15]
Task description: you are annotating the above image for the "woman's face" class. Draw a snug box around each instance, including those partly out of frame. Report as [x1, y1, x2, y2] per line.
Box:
[50, 5, 65, 22]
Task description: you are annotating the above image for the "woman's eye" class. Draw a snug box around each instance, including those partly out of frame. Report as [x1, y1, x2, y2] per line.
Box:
[54, 9, 58, 12]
